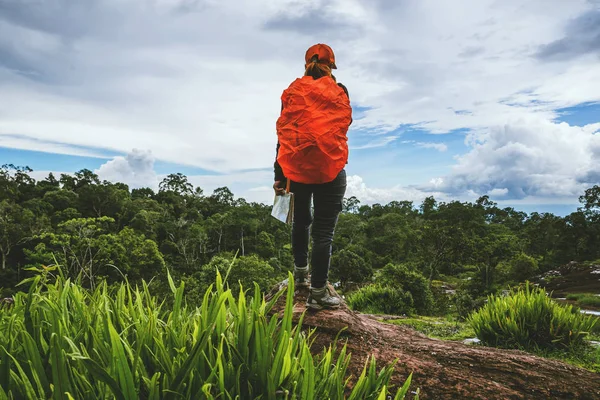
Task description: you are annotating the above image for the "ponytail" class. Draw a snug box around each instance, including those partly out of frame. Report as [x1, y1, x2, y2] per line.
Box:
[304, 56, 336, 81]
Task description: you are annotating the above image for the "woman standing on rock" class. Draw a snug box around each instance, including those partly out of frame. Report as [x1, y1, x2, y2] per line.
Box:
[273, 43, 352, 310]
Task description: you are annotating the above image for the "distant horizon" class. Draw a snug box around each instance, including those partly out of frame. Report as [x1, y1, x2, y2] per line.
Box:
[4, 156, 584, 218]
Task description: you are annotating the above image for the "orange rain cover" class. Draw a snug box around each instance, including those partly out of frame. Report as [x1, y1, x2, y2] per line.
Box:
[276, 76, 352, 184]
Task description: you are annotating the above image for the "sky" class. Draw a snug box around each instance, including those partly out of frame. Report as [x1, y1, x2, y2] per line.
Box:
[1, 0, 599, 215]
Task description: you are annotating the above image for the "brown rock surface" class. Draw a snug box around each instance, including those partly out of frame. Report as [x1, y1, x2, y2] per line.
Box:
[267, 281, 600, 400]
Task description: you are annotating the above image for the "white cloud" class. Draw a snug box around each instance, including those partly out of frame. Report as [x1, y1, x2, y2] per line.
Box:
[0, 135, 108, 159]
[185, 170, 274, 203]
[96, 149, 157, 188]
[0, 0, 599, 205]
[415, 142, 448, 152]
[28, 170, 67, 183]
[346, 174, 447, 205]
[430, 118, 600, 199]
[401, 140, 448, 152]
[351, 135, 399, 150]
[488, 188, 509, 197]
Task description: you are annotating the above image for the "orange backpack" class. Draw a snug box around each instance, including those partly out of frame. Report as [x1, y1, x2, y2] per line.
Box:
[276, 76, 352, 184]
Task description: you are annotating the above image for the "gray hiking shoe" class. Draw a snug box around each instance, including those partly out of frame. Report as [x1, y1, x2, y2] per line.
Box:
[306, 285, 341, 310]
[293, 266, 310, 288]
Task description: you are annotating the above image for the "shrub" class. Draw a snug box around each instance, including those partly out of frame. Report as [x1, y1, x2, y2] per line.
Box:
[578, 295, 600, 308]
[497, 253, 539, 283]
[193, 254, 282, 299]
[0, 266, 416, 399]
[510, 253, 539, 282]
[347, 284, 414, 315]
[378, 263, 435, 315]
[565, 293, 600, 308]
[469, 283, 597, 350]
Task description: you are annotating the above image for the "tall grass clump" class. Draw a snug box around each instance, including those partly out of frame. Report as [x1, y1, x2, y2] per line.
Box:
[576, 295, 600, 308]
[469, 283, 597, 351]
[0, 265, 416, 399]
[347, 285, 414, 316]
[565, 293, 600, 308]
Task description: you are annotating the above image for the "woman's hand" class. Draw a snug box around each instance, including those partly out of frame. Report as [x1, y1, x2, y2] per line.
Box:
[273, 181, 286, 196]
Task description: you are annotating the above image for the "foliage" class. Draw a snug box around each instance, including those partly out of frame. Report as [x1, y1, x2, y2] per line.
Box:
[347, 285, 414, 316]
[452, 288, 486, 321]
[330, 249, 373, 287]
[496, 253, 539, 283]
[1, 165, 600, 314]
[377, 264, 435, 315]
[533, 345, 600, 374]
[567, 293, 586, 301]
[578, 296, 600, 308]
[385, 316, 475, 341]
[388, 315, 600, 373]
[0, 200, 39, 271]
[469, 284, 598, 351]
[430, 282, 452, 315]
[23, 218, 165, 288]
[0, 267, 416, 399]
[189, 254, 283, 301]
[566, 293, 600, 307]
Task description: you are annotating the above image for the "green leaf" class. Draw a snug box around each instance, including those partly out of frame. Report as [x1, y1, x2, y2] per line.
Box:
[5, 353, 37, 400]
[107, 320, 137, 399]
[78, 357, 126, 400]
[50, 333, 72, 400]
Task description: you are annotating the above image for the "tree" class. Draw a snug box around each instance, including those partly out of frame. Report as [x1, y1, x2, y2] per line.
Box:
[44, 190, 79, 212]
[365, 213, 414, 268]
[579, 185, 600, 216]
[255, 231, 276, 259]
[162, 219, 209, 272]
[59, 169, 100, 192]
[420, 196, 437, 218]
[132, 187, 155, 199]
[207, 187, 235, 214]
[330, 249, 372, 287]
[522, 212, 564, 271]
[334, 213, 367, 252]
[342, 196, 361, 213]
[77, 182, 129, 219]
[159, 173, 193, 195]
[27, 217, 165, 287]
[0, 201, 36, 270]
[497, 252, 539, 283]
[207, 212, 232, 253]
[0, 165, 35, 202]
[26, 217, 118, 288]
[117, 227, 165, 281]
[35, 173, 60, 195]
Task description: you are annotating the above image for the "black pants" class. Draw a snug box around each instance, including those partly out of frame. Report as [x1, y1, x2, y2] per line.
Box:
[290, 169, 347, 288]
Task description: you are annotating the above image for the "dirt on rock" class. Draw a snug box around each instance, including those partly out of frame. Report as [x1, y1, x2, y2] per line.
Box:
[267, 281, 600, 400]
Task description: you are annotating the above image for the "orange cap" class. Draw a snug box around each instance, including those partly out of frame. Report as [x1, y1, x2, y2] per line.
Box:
[305, 43, 337, 69]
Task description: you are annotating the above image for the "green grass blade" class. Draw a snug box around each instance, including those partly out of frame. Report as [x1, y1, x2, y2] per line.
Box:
[50, 333, 72, 400]
[108, 320, 137, 399]
[78, 357, 126, 400]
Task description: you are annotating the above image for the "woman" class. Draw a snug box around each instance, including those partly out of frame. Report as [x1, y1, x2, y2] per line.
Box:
[273, 43, 352, 310]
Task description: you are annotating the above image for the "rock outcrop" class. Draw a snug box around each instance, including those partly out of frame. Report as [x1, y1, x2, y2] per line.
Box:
[267, 281, 600, 400]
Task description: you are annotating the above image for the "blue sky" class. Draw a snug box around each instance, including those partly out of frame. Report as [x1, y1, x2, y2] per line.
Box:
[1, 0, 599, 216]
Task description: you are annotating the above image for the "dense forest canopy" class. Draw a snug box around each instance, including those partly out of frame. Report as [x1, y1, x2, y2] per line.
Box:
[1, 163, 599, 303]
